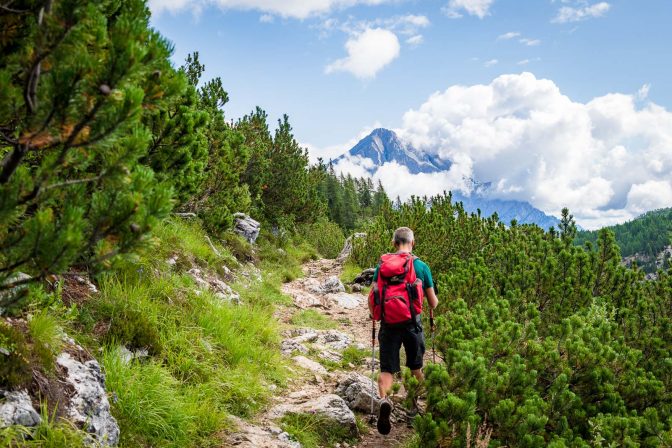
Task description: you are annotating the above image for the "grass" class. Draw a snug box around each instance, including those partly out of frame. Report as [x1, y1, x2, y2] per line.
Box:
[62, 218, 297, 447]
[340, 260, 371, 293]
[1, 217, 326, 447]
[0, 405, 88, 448]
[290, 309, 338, 330]
[340, 345, 369, 367]
[280, 412, 358, 448]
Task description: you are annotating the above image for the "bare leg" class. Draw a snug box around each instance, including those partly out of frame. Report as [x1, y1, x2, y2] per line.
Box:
[378, 372, 394, 399]
[411, 368, 423, 382]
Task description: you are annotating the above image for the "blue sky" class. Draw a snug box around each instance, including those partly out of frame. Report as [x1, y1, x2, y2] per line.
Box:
[150, 0, 672, 228]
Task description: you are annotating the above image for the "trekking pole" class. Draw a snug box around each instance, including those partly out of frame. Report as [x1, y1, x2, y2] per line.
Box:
[370, 318, 377, 423]
[429, 308, 436, 364]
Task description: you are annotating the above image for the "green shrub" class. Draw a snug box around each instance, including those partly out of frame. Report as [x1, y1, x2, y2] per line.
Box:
[357, 194, 672, 447]
[299, 218, 345, 259]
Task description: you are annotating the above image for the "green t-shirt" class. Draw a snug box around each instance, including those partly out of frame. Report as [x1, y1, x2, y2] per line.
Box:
[373, 254, 434, 290]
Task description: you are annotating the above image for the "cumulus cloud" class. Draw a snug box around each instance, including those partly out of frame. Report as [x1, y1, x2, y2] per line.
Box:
[149, 0, 393, 19]
[626, 181, 672, 214]
[553, 2, 611, 23]
[334, 73, 672, 229]
[325, 28, 400, 79]
[443, 0, 495, 19]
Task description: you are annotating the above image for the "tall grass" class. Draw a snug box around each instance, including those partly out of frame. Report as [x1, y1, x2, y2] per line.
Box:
[66, 218, 294, 447]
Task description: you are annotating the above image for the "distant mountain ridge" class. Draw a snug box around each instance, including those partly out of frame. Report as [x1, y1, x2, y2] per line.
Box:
[335, 128, 452, 174]
[334, 128, 561, 230]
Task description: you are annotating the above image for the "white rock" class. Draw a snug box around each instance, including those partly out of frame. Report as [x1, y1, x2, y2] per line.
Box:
[270, 395, 358, 437]
[233, 213, 261, 244]
[327, 293, 361, 310]
[292, 356, 328, 375]
[321, 276, 345, 294]
[227, 416, 301, 448]
[317, 331, 351, 350]
[337, 233, 366, 263]
[281, 339, 309, 356]
[335, 372, 381, 413]
[73, 275, 98, 294]
[303, 278, 324, 294]
[0, 390, 41, 428]
[57, 353, 119, 446]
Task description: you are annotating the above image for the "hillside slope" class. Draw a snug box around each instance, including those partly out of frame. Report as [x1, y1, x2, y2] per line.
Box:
[575, 207, 672, 272]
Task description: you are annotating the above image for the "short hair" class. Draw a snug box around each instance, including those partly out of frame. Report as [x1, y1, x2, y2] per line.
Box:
[392, 227, 414, 246]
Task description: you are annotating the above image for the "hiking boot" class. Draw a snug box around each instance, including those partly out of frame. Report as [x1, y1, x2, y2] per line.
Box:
[377, 398, 393, 435]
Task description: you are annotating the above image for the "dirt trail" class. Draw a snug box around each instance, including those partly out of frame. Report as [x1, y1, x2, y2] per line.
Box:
[227, 258, 414, 447]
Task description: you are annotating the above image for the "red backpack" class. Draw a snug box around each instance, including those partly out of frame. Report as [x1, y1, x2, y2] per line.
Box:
[369, 252, 424, 325]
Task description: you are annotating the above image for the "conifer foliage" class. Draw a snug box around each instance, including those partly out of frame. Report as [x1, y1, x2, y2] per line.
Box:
[0, 0, 174, 298]
[353, 194, 672, 447]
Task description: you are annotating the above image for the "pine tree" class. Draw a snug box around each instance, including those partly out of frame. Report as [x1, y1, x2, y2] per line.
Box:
[182, 54, 251, 231]
[237, 107, 272, 214]
[0, 0, 173, 300]
[261, 115, 312, 226]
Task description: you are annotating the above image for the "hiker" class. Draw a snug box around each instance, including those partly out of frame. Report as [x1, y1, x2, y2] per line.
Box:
[368, 226, 439, 435]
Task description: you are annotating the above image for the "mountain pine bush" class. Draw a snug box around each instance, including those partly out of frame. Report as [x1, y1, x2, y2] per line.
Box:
[0, 0, 175, 303]
[354, 194, 672, 447]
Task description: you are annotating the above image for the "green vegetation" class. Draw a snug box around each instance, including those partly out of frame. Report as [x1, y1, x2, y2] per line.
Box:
[0, 406, 88, 448]
[299, 218, 346, 259]
[69, 220, 290, 446]
[5, 2, 671, 448]
[280, 412, 358, 448]
[575, 207, 672, 271]
[355, 195, 672, 447]
[291, 309, 338, 330]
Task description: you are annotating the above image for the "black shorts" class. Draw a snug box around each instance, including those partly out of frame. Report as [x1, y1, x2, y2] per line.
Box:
[378, 319, 425, 373]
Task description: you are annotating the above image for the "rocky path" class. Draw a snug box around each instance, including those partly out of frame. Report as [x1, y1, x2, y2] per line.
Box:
[227, 258, 413, 448]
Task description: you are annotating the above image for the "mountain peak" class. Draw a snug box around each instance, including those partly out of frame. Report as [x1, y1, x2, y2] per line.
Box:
[335, 128, 451, 174]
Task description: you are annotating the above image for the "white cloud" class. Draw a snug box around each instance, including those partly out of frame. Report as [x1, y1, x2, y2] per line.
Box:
[259, 13, 274, 22]
[519, 37, 541, 46]
[335, 72, 672, 229]
[320, 14, 430, 37]
[626, 181, 672, 214]
[443, 0, 494, 19]
[636, 83, 651, 101]
[498, 32, 541, 46]
[517, 59, 530, 65]
[484, 58, 498, 67]
[406, 35, 424, 46]
[149, 0, 394, 19]
[325, 28, 400, 79]
[497, 31, 520, 40]
[553, 2, 611, 23]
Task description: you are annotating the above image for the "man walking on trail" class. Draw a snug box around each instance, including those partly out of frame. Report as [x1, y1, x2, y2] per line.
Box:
[368, 227, 439, 435]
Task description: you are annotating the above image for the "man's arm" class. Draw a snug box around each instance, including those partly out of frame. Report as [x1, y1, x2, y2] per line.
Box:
[425, 286, 438, 309]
